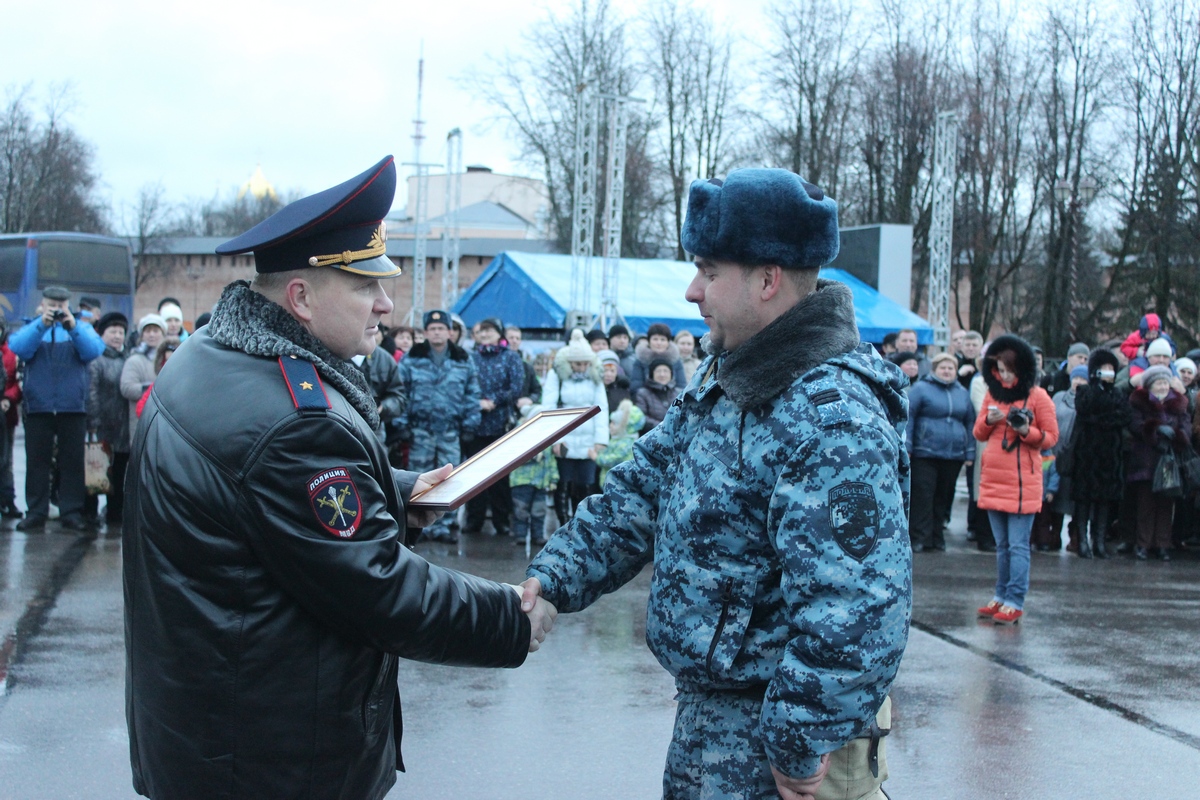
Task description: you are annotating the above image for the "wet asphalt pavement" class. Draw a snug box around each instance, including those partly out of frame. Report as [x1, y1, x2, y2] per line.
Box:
[1, 461, 1199, 798]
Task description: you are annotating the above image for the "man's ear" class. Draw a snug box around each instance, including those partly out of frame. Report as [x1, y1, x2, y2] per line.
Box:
[283, 278, 317, 323]
[759, 264, 785, 301]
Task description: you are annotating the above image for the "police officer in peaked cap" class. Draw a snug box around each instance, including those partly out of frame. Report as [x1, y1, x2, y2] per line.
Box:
[123, 156, 556, 800]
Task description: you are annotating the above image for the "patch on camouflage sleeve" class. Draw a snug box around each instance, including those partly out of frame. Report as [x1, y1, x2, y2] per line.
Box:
[307, 467, 362, 539]
[828, 481, 880, 561]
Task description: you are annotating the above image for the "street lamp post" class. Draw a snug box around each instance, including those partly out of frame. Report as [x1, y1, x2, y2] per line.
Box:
[1054, 176, 1098, 340]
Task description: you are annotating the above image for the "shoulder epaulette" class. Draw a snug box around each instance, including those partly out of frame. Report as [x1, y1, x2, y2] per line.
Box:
[801, 368, 851, 428]
[278, 355, 331, 410]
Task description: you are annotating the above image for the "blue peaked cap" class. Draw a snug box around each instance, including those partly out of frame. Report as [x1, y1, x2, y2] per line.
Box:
[681, 168, 839, 269]
[216, 155, 401, 277]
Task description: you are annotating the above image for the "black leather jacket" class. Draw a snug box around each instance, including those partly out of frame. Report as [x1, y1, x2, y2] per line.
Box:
[123, 284, 529, 800]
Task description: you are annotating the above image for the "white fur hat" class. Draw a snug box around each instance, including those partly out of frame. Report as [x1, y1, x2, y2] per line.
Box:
[1146, 337, 1173, 358]
[563, 329, 594, 362]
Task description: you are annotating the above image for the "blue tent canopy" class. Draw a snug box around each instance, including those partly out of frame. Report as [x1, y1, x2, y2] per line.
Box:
[453, 252, 931, 344]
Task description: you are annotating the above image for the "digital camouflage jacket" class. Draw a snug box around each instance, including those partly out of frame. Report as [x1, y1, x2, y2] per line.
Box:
[528, 280, 912, 780]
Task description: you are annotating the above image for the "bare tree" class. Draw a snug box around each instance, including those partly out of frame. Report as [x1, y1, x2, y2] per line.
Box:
[128, 182, 174, 290]
[759, 0, 861, 202]
[855, 0, 959, 309]
[1105, 0, 1200, 349]
[952, 4, 1045, 339]
[641, 1, 736, 258]
[0, 85, 105, 234]
[464, 0, 641, 252]
[1031, 0, 1114, 352]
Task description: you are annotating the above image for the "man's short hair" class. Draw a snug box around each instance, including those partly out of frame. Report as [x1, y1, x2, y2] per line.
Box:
[897, 328, 917, 337]
[504, 325, 522, 336]
[251, 268, 333, 293]
[882, 332, 899, 348]
[964, 331, 984, 344]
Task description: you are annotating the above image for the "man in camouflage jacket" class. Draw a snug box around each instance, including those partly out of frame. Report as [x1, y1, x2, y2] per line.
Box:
[523, 169, 912, 800]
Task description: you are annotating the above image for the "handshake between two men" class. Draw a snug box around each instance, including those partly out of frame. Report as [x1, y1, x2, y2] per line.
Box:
[408, 464, 557, 654]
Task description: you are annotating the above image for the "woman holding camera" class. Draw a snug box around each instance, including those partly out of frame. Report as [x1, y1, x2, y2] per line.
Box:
[973, 334, 1059, 625]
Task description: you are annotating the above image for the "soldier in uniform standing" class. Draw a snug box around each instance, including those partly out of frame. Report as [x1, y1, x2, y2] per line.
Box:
[522, 169, 912, 800]
[396, 309, 480, 542]
[123, 157, 555, 800]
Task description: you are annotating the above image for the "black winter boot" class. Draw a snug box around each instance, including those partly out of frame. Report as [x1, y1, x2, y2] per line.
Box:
[1078, 528, 1092, 558]
[1092, 529, 1108, 559]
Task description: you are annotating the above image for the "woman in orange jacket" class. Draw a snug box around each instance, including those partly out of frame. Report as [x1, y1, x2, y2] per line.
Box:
[973, 334, 1059, 625]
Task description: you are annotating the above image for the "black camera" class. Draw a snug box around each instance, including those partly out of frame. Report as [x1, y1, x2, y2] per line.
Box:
[1006, 407, 1033, 428]
[52, 309, 66, 321]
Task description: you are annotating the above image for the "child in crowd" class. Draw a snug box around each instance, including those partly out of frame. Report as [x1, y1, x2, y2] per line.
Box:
[509, 402, 558, 546]
[593, 400, 644, 488]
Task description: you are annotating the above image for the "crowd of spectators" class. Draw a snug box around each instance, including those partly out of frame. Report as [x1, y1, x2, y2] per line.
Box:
[11, 281, 1200, 579]
[894, 313, 1200, 622]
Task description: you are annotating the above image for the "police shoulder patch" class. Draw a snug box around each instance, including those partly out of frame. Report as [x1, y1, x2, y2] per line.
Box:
[307, 467, 362, 539]
[828, 481, 880, 561]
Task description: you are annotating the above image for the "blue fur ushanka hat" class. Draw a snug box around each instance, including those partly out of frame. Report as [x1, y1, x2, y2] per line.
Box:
[681, 168, 839, 269]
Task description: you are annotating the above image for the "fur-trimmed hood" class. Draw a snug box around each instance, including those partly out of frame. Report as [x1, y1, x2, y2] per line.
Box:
[552, 344, 602, 383]
[407, 339, 470, 362]
[702, 278, 861, 409]
[981, 334, 1038, 404]
[1087, 348, 1120, 378]
[635, 339, 681, 366]
[207, 281, 379, 429]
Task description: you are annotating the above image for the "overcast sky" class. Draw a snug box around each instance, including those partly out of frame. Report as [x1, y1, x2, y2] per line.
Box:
[2, 0, 751, 229]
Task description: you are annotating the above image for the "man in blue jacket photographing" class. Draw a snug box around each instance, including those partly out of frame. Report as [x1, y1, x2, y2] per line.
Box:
[8, 284, 104, 532]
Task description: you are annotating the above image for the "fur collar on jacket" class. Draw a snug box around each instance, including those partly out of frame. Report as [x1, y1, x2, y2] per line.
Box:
[702, 278, 860, 410]
[981, 334, 1037, 404]
[635, 339, 680, 366]
[1129, 385, 1188, 416]
[207, 281, 379, 429]
[407, 340, 469, 362]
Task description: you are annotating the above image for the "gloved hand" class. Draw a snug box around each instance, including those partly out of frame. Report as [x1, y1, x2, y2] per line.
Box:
[1157, 424, 1176, 440]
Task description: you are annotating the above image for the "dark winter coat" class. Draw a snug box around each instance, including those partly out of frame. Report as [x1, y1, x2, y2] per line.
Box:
[354, 349, 406, 422]
[123, 281, 529, 800]
[634, 378, 680, 433]
[88, 346, 130, 453]
[628, 340, 686, 393]
[605, 376, 632, 415]
[1126, 386, 1191, 483]
[905, 373, 976, 461]
[470, 344, 526, 437]
[1069, 350, 1131, 501]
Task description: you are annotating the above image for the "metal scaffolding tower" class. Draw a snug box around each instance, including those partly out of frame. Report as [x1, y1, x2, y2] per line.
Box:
[441, 128, 463, 308]
[570, 88, 600, 318]
[404, 50, 440, 325]
[569, 87, 643, 333]
[928, 111, 958, 351]
[594, 93, 643, 332]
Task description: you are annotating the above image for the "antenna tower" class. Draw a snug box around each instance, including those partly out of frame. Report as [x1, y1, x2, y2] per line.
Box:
[928, 111, 957, 351]
[442, 128, 463, 308]
[405, 48, 440, 325]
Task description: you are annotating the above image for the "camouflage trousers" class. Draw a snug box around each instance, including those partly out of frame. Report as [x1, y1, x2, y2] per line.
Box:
[663, 689, 889, 800]
[409, 427, 461, 538]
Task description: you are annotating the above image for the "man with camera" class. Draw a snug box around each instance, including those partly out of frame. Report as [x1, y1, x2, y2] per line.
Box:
[8, 286, 105, 531]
